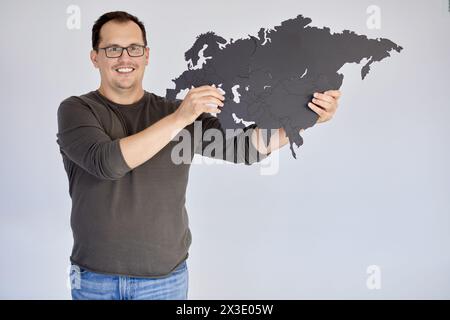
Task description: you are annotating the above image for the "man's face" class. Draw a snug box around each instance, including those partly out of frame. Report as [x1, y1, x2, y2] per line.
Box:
[90, 20, 149, 92]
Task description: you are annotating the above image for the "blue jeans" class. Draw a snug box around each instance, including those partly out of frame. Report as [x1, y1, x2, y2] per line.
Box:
[70, 260, 188, 300]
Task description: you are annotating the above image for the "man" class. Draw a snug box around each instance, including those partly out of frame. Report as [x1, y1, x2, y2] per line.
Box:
[57, 11, 341, 300]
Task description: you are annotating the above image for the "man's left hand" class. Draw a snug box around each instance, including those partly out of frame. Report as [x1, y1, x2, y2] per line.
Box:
[308, 90, 341, 124]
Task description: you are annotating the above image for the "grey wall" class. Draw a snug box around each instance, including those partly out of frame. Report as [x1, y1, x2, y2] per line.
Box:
[1, 0, 449, 299]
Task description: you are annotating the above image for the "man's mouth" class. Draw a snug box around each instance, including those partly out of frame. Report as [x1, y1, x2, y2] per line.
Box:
[115, 67, 135, 74]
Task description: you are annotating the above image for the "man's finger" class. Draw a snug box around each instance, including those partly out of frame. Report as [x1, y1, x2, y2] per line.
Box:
[311, 97, 332, 111]
[195, 85, 225, 96]
[190, 88, 225, 101]
[313, 92, 334, 104]
[203, 85, 225, 97]
[192, 85, 216, 92]
[324, 90, 341, 99]
[308, 102, 325, 117]
[206, 105, 222, 114]
[200, 96, 224, 108]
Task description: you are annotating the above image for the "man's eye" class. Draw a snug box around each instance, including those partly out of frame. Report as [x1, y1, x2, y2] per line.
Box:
[129, 46, 139, 52]
[108, 47, 121, 52]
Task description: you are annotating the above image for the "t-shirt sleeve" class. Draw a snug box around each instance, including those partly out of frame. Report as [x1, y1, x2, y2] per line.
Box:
[56, 97, 132, 180]
[194, 113, 271, 165]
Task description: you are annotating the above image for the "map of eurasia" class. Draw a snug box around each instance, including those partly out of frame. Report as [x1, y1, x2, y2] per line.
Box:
[166, 15, 403, 158]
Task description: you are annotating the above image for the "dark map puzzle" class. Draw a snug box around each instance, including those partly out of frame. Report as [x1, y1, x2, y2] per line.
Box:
[166, 15, 403, 158]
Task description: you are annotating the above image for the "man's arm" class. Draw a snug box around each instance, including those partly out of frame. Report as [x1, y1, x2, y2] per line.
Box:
[57, 98, 132, 180]
[194, 115, 270, 165]
[57, 86, 224, 180]
[119, 86, 224, 169]
[118, 112, 186, 169]
[251, 127, 302, 155]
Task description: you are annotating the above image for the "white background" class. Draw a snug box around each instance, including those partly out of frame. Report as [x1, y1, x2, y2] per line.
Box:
[1, 0, 449, 299]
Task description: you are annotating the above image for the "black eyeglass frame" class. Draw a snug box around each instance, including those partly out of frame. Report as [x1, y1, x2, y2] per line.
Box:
[97, 44, 147, 58]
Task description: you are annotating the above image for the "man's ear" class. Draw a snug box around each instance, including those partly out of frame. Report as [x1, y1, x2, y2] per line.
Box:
[145, 47, 150, 66]
[90, 50, 99, 69]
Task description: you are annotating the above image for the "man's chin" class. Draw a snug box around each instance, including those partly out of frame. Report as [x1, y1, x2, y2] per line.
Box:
[114, 81, 136, 91]
[117, 85, 134, 90]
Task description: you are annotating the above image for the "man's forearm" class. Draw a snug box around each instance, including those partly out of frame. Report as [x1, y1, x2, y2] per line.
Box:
[119, 113, 187, 169]
[251, 127, 304, 155]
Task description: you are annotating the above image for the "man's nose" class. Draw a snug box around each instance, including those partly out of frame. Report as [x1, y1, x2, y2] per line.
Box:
[118, 48, 133, 61]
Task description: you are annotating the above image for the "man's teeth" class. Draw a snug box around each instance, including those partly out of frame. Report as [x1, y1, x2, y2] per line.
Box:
[116, 67, 134, 73]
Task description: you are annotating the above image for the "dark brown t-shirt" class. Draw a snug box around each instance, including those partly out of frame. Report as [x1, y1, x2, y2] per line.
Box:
[56, 90, 268, 278]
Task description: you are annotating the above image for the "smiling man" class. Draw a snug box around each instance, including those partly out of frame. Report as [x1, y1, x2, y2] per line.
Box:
[56, 11, 340, 300]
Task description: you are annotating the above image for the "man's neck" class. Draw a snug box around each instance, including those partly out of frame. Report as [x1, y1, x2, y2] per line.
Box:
[98, 85, 145, 105]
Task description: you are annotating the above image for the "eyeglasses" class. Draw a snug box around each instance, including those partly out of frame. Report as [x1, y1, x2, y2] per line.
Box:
[98, 44, 146, 58]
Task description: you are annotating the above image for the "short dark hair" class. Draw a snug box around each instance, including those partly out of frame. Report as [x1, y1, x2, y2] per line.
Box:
[92, 11, 147, 50]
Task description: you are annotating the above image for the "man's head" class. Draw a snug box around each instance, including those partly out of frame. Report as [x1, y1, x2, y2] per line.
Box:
[90, 11, 149, 93]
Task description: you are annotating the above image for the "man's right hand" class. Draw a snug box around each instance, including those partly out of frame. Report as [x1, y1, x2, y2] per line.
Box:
[174, 85, 225, 127]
